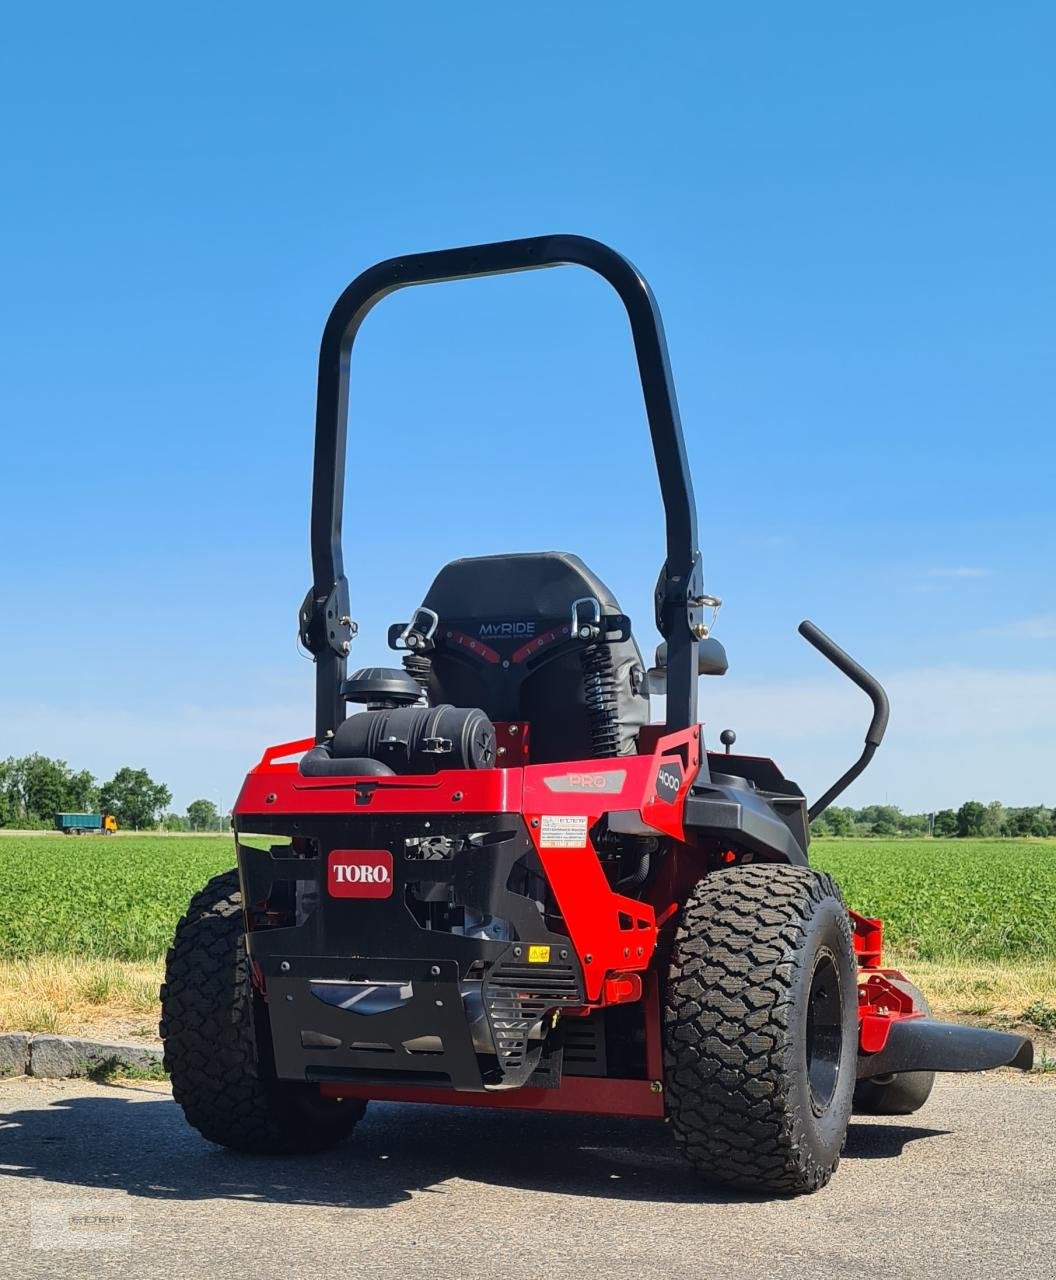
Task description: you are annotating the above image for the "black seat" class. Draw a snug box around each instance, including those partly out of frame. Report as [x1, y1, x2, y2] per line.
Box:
[402, 552, 649, 764]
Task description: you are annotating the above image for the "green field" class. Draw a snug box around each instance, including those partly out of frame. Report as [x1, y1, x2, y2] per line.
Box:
[0, 832, 1052, 965]
[0, 835, 232, 961]
[811, 838, 1055, 962]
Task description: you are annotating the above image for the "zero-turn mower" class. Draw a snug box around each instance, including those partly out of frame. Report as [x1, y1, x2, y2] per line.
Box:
[161, 236, 1033, 1193]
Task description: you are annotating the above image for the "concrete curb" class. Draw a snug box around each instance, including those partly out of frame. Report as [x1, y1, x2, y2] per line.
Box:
[0, 1032, 164, 1079]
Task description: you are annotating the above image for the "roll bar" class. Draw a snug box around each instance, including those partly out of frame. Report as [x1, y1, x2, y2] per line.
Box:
[301, 235, 705, 743]
[798, 620, 891, 820]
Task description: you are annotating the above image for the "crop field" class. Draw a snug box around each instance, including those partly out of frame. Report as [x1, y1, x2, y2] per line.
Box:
[0, 832, 1052, 966]
[811, 838, 1055, 962]
[0, 833, 1053, 1046]
[0, 835, 231, 962]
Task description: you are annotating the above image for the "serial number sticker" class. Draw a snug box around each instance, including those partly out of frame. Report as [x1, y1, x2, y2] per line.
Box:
[528, 945, 551, 964]
[539, 815, 588, 848]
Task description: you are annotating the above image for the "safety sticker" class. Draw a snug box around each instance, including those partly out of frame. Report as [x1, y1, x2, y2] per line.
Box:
[539, 814, 589, 848]
[528, 945, 551, 964]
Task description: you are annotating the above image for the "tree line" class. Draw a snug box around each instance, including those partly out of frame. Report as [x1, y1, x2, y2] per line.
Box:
[2, 752, 1054, 839]
[810, 801, 1056, 839]
[0, 754, 227, 832]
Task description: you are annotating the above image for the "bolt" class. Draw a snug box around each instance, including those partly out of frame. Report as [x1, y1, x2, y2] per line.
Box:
[623, 948, 630, 958]
[650, 1080, 663, 1094]
[265, 793, 276, 804]
[584, 954, 593, 964]
[430, 965, 441, 976]
[435, 999, 443, 1007]
[560, 950, 568, 960]
[497, 746, 507, 757]
[325, 728, 334, 738]
[502, 659, 510, 668]
[341, 641, 351, 654]
[513, 946, 522, 957]
[637, 947, 643, 957]
[285, 994, 294, 1002]
[280, 961, 290, 972]
[530, 818, 539, 828]
[451, 791, 463, 802]
[508, 724, 519, 735]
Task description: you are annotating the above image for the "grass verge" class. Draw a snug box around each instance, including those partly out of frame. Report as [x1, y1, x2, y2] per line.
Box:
[0, 956, 161, 1039]
[1, 953, 1052, 1068]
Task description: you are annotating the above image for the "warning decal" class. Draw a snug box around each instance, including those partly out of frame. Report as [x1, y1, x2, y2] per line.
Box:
[539, 815, 589, 848]
[528, 945, 551, 963]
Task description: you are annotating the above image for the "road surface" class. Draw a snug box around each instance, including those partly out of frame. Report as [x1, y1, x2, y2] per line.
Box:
[0, 1073, 1052, 1279]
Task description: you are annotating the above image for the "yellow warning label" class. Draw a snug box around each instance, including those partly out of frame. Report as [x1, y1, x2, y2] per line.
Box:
[527, 945, 551, 964]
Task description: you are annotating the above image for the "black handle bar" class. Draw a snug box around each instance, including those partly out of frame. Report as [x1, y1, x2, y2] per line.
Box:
[306, 235, 703, 742]
[798, 620, 890, 820]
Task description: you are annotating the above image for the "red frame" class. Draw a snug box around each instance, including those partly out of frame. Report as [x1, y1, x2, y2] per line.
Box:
[235, 731, 918, 1118]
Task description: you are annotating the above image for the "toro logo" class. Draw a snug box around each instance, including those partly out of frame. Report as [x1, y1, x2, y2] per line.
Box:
[327, 849, 394, 899]
[655, 761, 684, 804]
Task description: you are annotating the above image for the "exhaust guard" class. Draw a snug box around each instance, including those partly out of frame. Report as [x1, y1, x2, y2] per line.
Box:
[858, 1017, 1033, 1079]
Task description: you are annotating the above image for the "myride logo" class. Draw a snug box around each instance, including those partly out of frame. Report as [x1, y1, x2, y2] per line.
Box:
[327, 849, 394, 899]
[478, 620, 536, 638]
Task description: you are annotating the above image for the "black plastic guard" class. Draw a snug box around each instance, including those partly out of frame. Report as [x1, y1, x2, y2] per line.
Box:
[683, 783, 809, 864]
[857, 1017, 1034, 1079]
[264, 955, 483, 1087]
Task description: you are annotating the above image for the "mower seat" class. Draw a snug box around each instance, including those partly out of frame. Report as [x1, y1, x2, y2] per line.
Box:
[406, 552, 649, 764]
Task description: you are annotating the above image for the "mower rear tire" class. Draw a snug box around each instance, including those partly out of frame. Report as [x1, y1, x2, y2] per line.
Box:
[160, 869, 365, 1154]
[664, 864, 857, 1195]
[853, 980, 936, 1115]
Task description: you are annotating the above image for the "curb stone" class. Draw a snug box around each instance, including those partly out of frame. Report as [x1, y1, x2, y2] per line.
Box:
[0, 1032, 163, 1079]
[0, 1032, 31, 1077]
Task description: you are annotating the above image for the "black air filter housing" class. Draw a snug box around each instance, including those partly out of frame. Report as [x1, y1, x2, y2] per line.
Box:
[331, 704, 496, 774]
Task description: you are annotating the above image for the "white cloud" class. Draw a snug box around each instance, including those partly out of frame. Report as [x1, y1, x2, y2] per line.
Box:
[920, 567, 991, 579]
[3, 664, 1054, 815]
[0, 700, 308, 814]
[988, 615, 1056, 640]
[699, 665, 1056, 810]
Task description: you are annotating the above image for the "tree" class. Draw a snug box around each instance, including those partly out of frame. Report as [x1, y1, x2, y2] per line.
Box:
[8, 754, 69, 823]
[933, 809, 958, 838]
[0, 754, 100, 826]
[956, 800, 987, 838]
[161, 812, 190, 832]
[187, 799, 219, 832]
[981, 801, 1005, 837]
[66, 768, 99, 813]
[99, 767, 172, 830]
[827, 808, 854, 837]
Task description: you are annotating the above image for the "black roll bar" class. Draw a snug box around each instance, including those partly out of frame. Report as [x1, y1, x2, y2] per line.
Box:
[302, 235, 704, 743]
[798, 620, 891, 821]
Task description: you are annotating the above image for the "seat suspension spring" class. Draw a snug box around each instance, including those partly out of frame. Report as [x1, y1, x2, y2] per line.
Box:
[402, 652, 433, 693]
[581, 642, 621, 758]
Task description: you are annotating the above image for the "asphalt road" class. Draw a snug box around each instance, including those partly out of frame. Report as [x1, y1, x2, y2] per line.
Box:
[1, 1073, 1052, 1279]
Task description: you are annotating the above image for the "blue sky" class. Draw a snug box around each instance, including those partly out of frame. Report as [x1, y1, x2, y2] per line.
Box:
[1, 3, 1052, 814]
